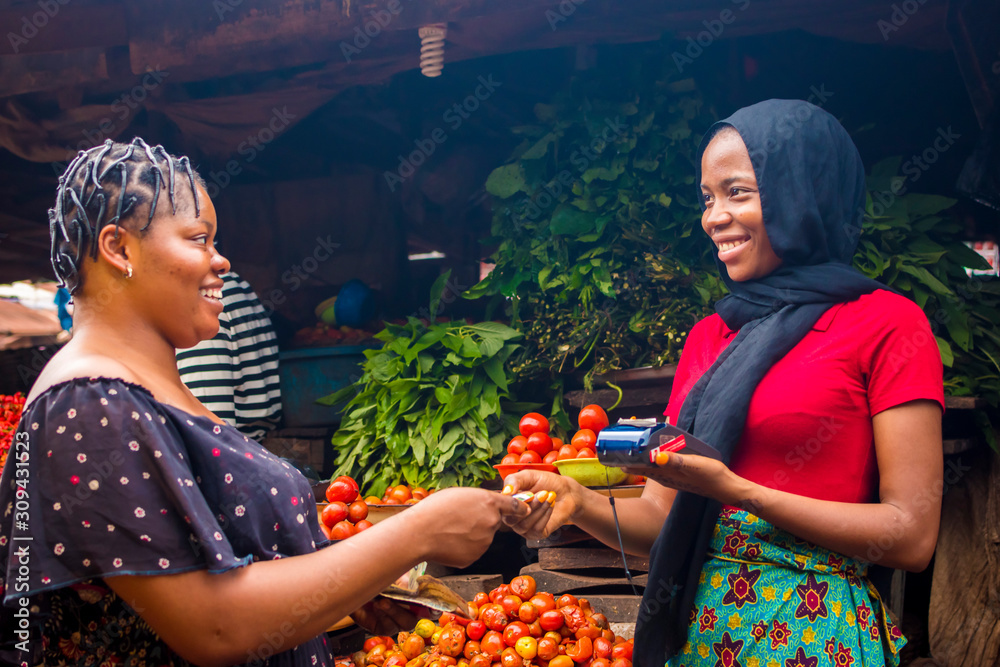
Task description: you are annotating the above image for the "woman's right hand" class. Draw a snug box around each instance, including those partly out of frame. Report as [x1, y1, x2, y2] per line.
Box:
[404, 487, 528, 568]
[502, 470, 587, 540]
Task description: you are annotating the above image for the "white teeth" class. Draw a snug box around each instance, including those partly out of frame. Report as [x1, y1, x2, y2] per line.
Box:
[717, 240, 747, 252]
[199, 288, 222, 299]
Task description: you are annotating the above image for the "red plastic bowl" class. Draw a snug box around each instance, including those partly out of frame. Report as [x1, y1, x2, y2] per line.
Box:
[493, 462, 559, 480]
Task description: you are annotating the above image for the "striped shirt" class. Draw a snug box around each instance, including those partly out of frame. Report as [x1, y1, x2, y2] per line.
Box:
[176, 272, 282, 440]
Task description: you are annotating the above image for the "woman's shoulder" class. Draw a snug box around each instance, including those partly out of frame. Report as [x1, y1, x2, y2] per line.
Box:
[842, 289, 929, 324]
[26, 351, 148, 411]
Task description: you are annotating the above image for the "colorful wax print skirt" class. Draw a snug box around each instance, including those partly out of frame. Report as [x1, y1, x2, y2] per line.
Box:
[666, 508, 904, 667]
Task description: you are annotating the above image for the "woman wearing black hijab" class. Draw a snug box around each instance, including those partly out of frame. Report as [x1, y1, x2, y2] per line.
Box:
[505, 100, 944, 665]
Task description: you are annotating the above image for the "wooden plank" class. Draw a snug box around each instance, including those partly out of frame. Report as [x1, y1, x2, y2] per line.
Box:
[538, 548, 649, 573]
[439, 574, 504, 602]
[526, 525, 599, 549]
[942, 439, 981, 455]
[944, 396, 987, 410]
[518, 562, 647, 596]
[577, 595, 643, 624]
[565, 386, 673, 410]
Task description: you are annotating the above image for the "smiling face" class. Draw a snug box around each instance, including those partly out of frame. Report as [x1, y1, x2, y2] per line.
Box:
[700, 129, 783, 282]
[129, 184, 231, 348]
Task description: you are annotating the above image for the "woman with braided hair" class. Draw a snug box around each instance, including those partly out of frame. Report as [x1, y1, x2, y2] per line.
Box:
[0, 138, 530, 667]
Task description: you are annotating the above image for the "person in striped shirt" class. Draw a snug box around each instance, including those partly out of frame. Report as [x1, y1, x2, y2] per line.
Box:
[176, 270, 282, 440]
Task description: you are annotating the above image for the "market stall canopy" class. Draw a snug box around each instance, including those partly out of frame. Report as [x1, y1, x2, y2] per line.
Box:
[0, 0, 960, 284]
[0, 297, 63, 350]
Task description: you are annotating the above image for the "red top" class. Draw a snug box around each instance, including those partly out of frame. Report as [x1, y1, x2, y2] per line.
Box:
[664, 290, 945, 503]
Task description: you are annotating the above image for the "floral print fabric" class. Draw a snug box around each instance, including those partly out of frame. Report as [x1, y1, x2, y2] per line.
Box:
[0, 377, 332, 666]
[667, 508, 904, 667]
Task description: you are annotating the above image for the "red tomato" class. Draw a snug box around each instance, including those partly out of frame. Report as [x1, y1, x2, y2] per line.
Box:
[578, 405, 609, 433]
[329, 520, 356, 540]
[537, 637, 560, 661]
[570, 429, 597, 450]
[529, 594, 556, 614]
[489, 585, 511, 604]
[611, 641, 633, 661]
[556, 445, 578, 461]
[400, 634, 426, 660]
[463, 640, 481, 661]
[526, 432, 553, 456]
[388, 485, 412, 503]
[503, 621, 530, 647]
[347, 499, 368, 523]
[519, 413, 550, 437]
[609, 659, 631, 667]
[354, 519, 373, 532]
[556, 594, 578, 608]
[483, 606, 509, 632]
[322, 501, 348, 527]
[538, 610, 565, 631]
[501, 647, 523, 667]
[549, 657, 574, 667]
[501, 595, 523, 615]
[334, 475, 359, 492]
[481, 631, 505, 658]
[364, 637, 387, 652]
[542, 451, 559, 464]
[502, 454, 519, 465]
[575, 448, 596, 459]
[467, 619, 487, 641]
[518, 602, 539, 624]
[473, 592, 491, 609]
[509, 575, 537, 599]
[591, 660, 611, 667]
[593, 637, 612, 659]
[507, 436, 528, 455]
[518, 451, 542, 464]
[469, 655, 492, 667]
[438, 627, 466, 657]
[411, 487, 429, 500]
[566, 636, 593, 662]
[528, 620, 542, 637]
[326, 480, 358, 503]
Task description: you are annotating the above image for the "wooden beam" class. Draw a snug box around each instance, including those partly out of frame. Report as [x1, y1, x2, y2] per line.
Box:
[0, 2, 126, 56]
[0, 48, 108, 97]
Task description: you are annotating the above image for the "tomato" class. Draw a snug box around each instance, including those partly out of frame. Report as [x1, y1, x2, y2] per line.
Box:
[526, 432, 553, 456]
[365, 495, 383, 504]
[574, 625, 601, 640]
[466, 619, 486, 641]
[503, 621, 530, 647]
[566, 637, 593, 663]
[543, 451, 559, 464]
[501, 454, 519, 465]
[530, 593, 556, 614]
[326, 480, 358, 503]
[518, 451, 542, 464]
[469, 656, 491, 667]
[348, 499, 369, 523]
[489, 585, 512, 604]
[560, 606, 588, 632]
[591, 660, 610, 667]
[578, 405, 609, 433]
[570, 429, 597, 450]
[329, 520, 356, 540]
[439, 612, 470, 627]
[366, 644, 387, 665]
[335, 475, 360, 493]
[589, 613, 609, 629]
[611, 641, 633, 661]
[412, 487, 429, 500]
[551, 437, 564, 449]
[501, 595, 523, 615]
[575, 448, 596, 459]
[438, 627, 466, 657]
[462, 640, 481, 661]
[543, 631, 563, 645]
[556, 445, 578, 461]
[592, 637, 612, 660]
[514, 636, 537, 660]
[384, 653, 407, 667]
[537, 637, 560, 662]
[388, 485, 412, 503]
[414, 619, 437, 639]
[549, 656, 575, 667]
[528, 620, 543, 637]
[364, 637, 388, 652]
[538, 610, 564, 631]
[481, 631, 505, 658]
[355, 519, 374, 532]
[519, 413, 550, 437]
[401, 635, 426, 660]
[556, 595, 578, 609]
[500, 647, 523, 667]
[509, 575, 536, 599]
[319, 522, 333, 540]
[609, 659, 631, 667]
[473, 592, 491, 609]
[482, 606, 509, 632]
[322, 501, 348, 527]
[507, 436, 528, 455]
[517, 602, 539, 624]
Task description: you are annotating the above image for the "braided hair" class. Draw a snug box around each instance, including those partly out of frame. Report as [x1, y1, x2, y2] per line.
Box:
[49, 138, 206, 294]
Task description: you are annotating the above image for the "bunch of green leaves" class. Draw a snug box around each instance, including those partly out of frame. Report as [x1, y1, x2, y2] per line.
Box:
[466, 52, 725, 396]
[321, 274, 535, 496]
[854, 157, 1000, 445]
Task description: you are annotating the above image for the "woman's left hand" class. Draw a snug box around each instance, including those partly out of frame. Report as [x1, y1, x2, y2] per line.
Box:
[622, 451, 744, 506]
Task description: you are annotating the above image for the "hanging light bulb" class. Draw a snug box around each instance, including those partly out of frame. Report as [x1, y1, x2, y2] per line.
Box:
[418, 23, 447, 77]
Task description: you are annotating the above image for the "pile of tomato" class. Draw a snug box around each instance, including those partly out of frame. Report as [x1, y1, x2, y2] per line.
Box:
[500, 405, 611, 466]
[366, 484, 433, 506]
[353, 575, 634, 667]
[322, 475, 372, 540]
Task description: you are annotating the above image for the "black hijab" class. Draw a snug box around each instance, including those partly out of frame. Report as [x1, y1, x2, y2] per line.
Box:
[634, 99, 889, 664]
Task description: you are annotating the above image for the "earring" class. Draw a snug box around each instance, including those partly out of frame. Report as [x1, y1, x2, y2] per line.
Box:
[124, 265, 133, 279]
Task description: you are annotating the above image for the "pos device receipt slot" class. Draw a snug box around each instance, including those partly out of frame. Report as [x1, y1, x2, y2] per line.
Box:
[595, 418, 722, 469]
